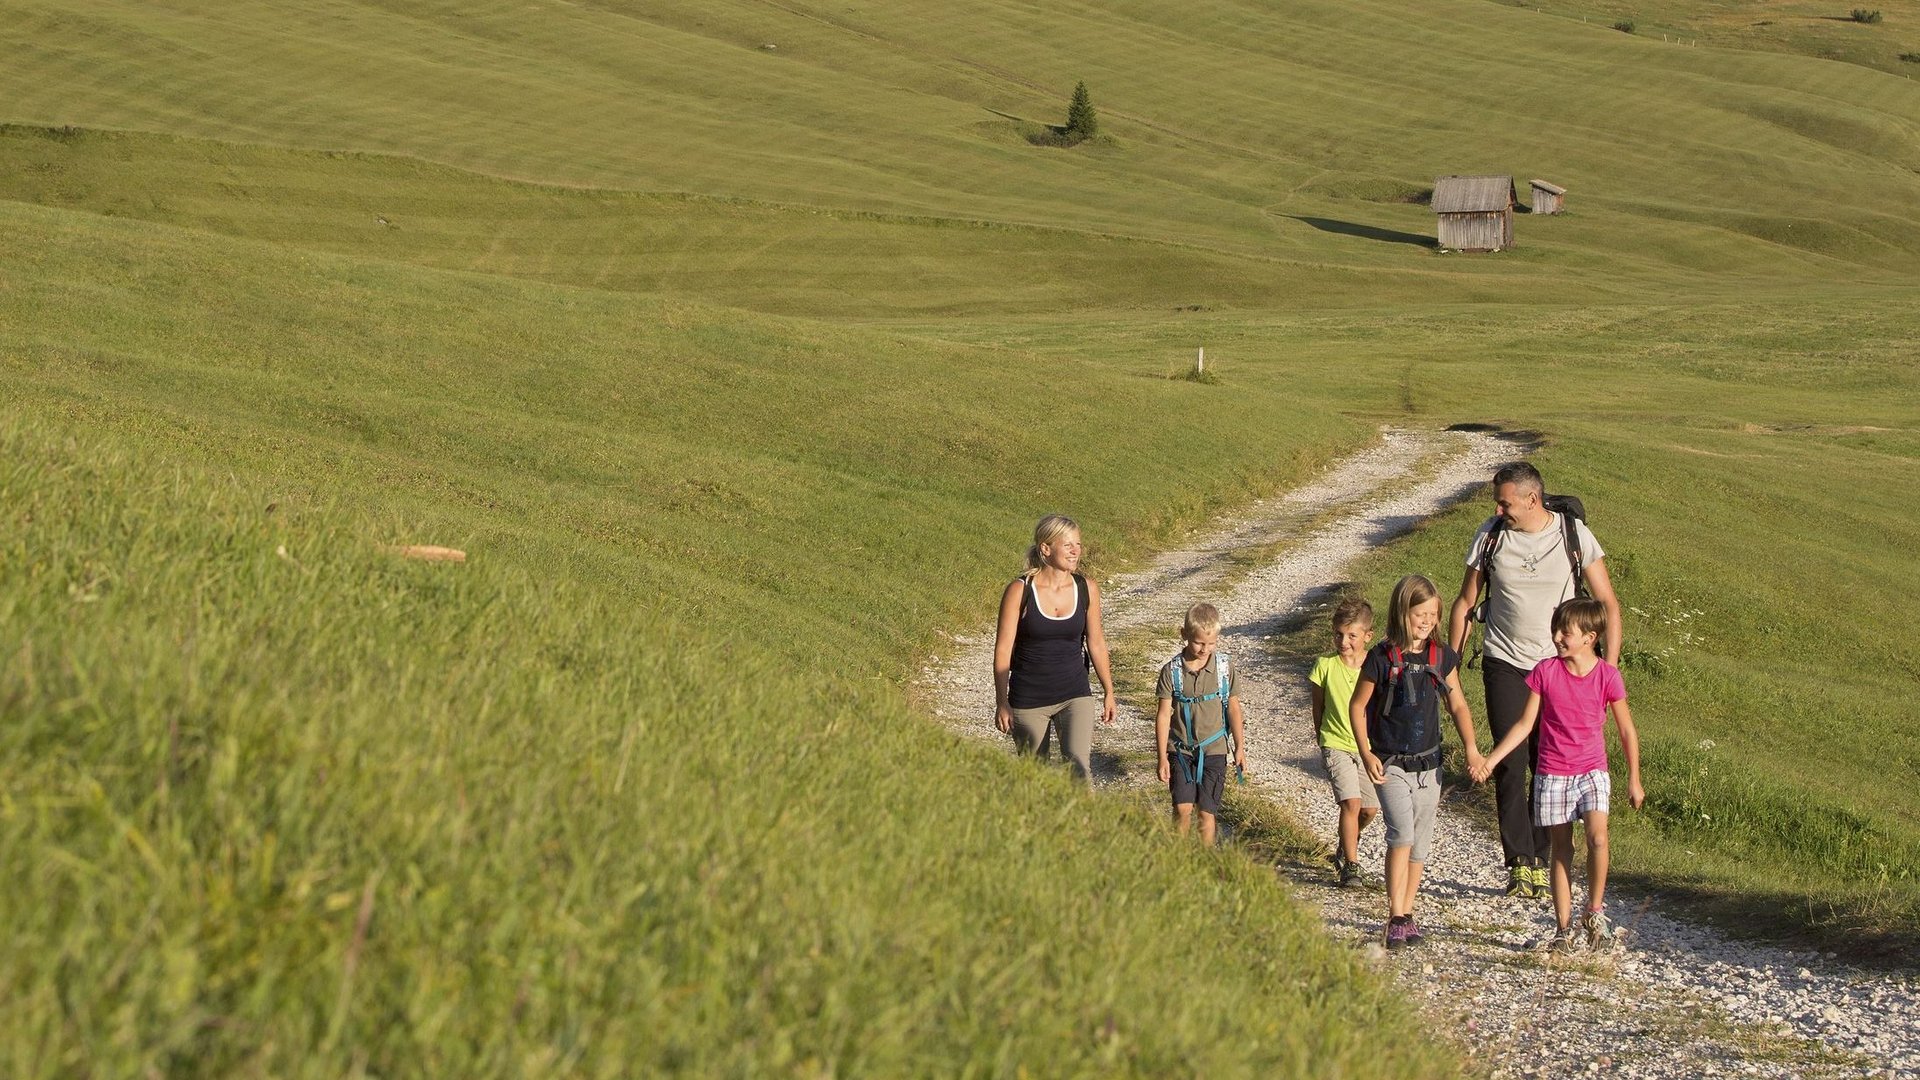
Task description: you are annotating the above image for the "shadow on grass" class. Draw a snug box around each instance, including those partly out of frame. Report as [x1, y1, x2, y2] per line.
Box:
[1288, 216, 1437, 249]
[1608, 870, 1920, 973]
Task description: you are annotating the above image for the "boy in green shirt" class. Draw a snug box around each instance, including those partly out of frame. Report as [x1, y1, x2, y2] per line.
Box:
[1308, 597, 1379, 887]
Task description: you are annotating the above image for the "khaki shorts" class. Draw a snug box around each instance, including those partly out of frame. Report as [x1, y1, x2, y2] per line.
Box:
[1320, 747, 1381, 809]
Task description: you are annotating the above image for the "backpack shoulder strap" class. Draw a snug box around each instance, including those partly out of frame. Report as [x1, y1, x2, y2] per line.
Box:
[1217, 653, 1231, 697]
[1478, 516, 1508, 572]
[1559, 513, 1587, 593]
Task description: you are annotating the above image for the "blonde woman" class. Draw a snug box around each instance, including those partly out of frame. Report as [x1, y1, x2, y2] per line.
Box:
[993, 515, 1117, 784]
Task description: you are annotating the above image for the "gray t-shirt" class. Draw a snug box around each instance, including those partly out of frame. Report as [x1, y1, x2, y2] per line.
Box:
[1465, 513, 1604, 667]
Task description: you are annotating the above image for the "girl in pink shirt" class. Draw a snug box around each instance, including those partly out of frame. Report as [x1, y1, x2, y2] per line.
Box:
[1472, 598, 1644, 952]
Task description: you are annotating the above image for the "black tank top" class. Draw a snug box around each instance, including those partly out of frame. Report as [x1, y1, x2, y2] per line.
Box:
[1008, 574, 1092, 708]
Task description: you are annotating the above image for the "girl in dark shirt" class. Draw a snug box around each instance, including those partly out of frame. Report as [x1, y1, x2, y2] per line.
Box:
[993, 515, 1116, 783]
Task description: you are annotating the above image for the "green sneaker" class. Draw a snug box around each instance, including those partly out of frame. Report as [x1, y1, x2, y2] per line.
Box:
[1584, 908, 1617, 951]
[1528, 862, 1552, 900]
[1505, 865, 1530, 898]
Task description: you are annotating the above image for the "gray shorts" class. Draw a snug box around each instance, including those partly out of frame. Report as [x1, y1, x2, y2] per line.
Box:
[1377, 766, 1441, 863]
[1008, 696, 1096, 784]
[1320, 747, 1381, 809]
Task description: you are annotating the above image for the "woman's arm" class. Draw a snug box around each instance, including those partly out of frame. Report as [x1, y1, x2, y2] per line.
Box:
[992, 580, 1023, 733]
[1085, 577, 1117, 726]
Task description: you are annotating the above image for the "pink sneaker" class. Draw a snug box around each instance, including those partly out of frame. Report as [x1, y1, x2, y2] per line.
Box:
[1385, 917, 1412, 949]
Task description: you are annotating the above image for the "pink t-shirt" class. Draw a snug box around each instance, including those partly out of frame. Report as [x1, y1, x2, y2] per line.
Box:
[1525, 657, 1627, 776]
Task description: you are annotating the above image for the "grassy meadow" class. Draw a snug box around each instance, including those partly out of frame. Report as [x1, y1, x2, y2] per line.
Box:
[2, 0, 1918, 1072]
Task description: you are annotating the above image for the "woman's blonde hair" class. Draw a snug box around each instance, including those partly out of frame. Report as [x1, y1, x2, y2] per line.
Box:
[1023, 514, 1080, 578]
[1386, 574, 1442, 650]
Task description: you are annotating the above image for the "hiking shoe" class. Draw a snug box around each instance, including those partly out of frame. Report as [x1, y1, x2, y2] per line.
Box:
[1505, 865, 1531, 898]
[1403, 917, 1425, 946]
[1584, 908, 1617, 951]
[1528, 862, 1553, 900]
[1385, 917, 1412, 950]
[1337, 857, 1362, 889]
[1546, 926, 1579, 954]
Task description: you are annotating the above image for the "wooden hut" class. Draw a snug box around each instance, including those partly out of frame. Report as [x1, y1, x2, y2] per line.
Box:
[1432, 175, 1517, 251]
[1530, 179, 1567, 215]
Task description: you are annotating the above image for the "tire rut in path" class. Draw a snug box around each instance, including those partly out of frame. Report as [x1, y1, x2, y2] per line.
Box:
[922, 427, 1918, 1080]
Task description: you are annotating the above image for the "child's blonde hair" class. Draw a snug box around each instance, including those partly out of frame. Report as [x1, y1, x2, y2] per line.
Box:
[1022, 514, 1080, 578]
[1182, 602, 1222, 639]
[1331, 596, 1374, 632]
[1386, 575, 1442, 650]
[1551, 597, 1608, 640]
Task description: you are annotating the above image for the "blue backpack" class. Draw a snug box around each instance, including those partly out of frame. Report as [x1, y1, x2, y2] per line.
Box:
[1169, 654, 1241, 788]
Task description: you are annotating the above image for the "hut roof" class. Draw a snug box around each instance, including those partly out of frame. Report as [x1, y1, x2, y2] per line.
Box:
[1530, 179, 1567, 196]
[1432, 175, 1516, 213]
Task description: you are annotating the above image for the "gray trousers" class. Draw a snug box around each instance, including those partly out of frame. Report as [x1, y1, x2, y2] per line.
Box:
[1008, 696, 1097, 784]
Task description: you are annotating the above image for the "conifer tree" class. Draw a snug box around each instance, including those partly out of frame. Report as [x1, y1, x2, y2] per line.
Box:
[1063, 81, 1098, 143]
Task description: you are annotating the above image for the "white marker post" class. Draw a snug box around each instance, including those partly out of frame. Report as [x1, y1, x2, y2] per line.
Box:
[1196, 347, 1205, 377]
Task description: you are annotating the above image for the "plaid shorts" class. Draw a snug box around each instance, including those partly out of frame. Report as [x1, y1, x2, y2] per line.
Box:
[1533, 769, 1611, 826]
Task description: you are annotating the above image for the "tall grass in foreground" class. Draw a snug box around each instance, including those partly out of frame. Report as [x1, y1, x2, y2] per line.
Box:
[0, 419, 1446, 1076]
[0, 201, 1448, 1074]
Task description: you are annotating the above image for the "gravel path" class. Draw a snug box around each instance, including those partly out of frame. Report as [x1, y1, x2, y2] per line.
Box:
[923, 428, 1919, 1080]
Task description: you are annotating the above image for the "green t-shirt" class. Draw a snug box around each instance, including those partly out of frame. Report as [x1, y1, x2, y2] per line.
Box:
[1308, 654, 1365, 754]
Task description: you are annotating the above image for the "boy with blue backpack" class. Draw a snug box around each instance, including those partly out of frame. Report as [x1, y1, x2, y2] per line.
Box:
[1155, 603, 1248, 847]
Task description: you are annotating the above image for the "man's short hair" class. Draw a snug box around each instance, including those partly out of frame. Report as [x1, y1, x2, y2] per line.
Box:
[1493, 461, 1545, 497]
[1551, 597, 1607, 639]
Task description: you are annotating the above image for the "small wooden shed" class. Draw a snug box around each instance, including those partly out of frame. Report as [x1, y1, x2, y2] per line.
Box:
[1432, 175, 1517, 251]
[1530, 179, 1567, 215]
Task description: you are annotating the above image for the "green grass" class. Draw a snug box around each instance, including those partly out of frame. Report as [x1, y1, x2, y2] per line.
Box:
[5, 0, 1920, 1070]
[1504, 0, 1920, 76]
[0, 201, 1441, 1075]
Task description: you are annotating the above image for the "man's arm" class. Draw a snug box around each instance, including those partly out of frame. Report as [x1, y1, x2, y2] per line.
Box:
[1449, 565, 1483, 656]
[1583, 558, 1624, 666]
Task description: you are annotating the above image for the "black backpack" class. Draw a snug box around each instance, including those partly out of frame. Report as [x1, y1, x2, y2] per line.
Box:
[1369, 642, 1449, 769]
